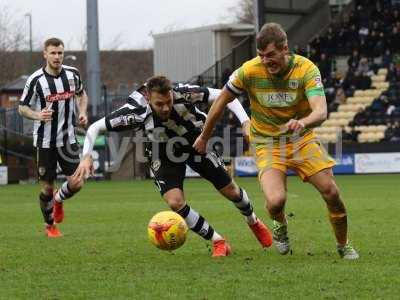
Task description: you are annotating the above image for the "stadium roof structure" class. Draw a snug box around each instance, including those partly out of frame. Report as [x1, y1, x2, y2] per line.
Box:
[152, 23, 255, 38]
[0, 75, 28, 92]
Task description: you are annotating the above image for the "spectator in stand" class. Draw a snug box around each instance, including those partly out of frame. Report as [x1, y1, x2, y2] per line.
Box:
[359, 39, 371, 58]
[370, 3, 384, 25]
[354, 70, 372, 90]
[325, 27, 337, 56]
[391, 9, 400, 25]
[347, 25, 360, 53]
[342, 126, 360, 142]
[381, 48, 392, 70]
[383, 6, 392, 25]
[343, 70, 371, 92]
[342, 70, 356, 94]
[326, 71, 342, 89]
[370, 19, 383, 33]
[350, 107, 368, 126]
[348, 10, 358, 27]
[328, 87, 347, 113]
[371, 94, 389, 112]
[347, 50, 360, 71]
[324, 71, 342, 102]
[387, 62, 400, 83]
[357, 4, 370, 28]
[317, 53, 332, 80]
[379, 32, 388, 56]
[384, 122, 395, 141]
[388, 27, 400, 53]
[367, 30, 381, 58]
[386, 103, 396, 116]
[358, 26, 369, 43]
[357, 57, 373, 76]
[336, 28, 347, 55]
[389, 121, 400, 141]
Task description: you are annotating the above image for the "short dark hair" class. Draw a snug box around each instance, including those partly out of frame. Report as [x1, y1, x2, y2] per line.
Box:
[256, 23, 287, 50]
[146, 76, 172, 95]
[44, 38, 64, 49]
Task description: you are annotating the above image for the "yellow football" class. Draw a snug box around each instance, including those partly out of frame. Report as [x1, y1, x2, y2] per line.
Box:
[147, 211, 188, 251]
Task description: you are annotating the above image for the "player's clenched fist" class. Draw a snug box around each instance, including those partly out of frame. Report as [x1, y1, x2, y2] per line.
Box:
[285, 119, 305, 132]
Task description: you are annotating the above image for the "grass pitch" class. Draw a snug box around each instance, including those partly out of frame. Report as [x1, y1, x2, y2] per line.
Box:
[1, 175, 399, 299]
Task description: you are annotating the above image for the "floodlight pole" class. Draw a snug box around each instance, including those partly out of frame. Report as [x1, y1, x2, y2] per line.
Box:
[86, 0, 101, 117]
[254, 0, 264, 31]
[25, 13, 33, 71]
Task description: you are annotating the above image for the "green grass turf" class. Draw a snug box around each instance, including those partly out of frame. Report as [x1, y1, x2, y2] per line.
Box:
[1, 175, 399, 299]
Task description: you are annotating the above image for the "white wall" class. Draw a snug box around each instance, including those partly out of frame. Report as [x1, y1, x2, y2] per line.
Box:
[154, 29, 215, 82]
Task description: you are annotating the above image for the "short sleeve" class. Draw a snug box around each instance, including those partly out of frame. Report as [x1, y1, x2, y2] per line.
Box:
[173, 84, 209, 103]
[74, 69, 84, 95]
[226, 66, 246, 96]
[303, 63, 325, 99]
[105, 103, 147, 132]
[19, 75, 39, 107]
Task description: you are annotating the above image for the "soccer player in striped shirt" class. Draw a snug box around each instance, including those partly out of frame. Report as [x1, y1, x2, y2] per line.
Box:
[74, 76, 273, 257]
[19, 38, 87, 237]
[194, 23, 359, 259]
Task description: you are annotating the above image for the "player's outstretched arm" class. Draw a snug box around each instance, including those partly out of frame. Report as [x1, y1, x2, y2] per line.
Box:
[74, 118, 107, 180]
[82, 118, 107, 159]
[207, 87, 250, 142]
[193, 87, 236, 153]
[207, 88, 249, 124]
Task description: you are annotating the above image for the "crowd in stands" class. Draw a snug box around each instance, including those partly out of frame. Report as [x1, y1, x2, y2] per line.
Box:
[213, 1, 400, 145]
[292, 0, 400, 143]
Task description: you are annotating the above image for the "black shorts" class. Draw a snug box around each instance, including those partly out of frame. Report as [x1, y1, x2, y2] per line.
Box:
[151, 150, 232, 195]
[36, 143, 80, 182]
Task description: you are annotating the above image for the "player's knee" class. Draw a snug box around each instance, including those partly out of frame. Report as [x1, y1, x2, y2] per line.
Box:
[219, 182, 240, 201]
[165, 196, 185, 211]
[265, 192, 286, 206]
[266, 202, 285, 217]
[321, 183, 340, 201]
[265, 193, 286, 216]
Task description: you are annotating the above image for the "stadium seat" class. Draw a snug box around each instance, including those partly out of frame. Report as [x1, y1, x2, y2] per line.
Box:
[327, 133, 338, 143]
[353, 90, 365, 97]
[366, 89, 383, 97]
[371, 75, 386, 83]
[374, 131, 385, 140]
[329, 111, 341, 119]
[315, 126, 340, 134]
[360, 96, 374, 104]
[372, 82, 389, 90]
[377, 68, 388, 76]
[338, 104, 365, 112]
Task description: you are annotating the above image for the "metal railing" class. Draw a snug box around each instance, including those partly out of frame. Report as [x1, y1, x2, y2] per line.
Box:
[188, 35, 256, 88]
[0, 107, 33, 165]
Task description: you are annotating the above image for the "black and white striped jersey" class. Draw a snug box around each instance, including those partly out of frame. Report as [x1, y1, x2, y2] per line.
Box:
[19, 65, 84, 148]
[105, 84, 210, 147]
